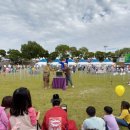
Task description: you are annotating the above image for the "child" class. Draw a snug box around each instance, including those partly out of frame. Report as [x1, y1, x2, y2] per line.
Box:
[1, 96, 12, 118]
[116, 101, 130, 129]
[0, 106, 9, 130]
[103, 106, 119, 130]
[10, 87, 39, 130]
[82, 106, 105, 130]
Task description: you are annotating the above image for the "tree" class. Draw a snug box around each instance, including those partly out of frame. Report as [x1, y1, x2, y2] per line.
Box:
[55, 44, 70, 57]
[78, 47, 88, 54]
[69, 47, 77, 57]
[87, 52, 95, 58]
[95, 51, 105, 61]
[0, 49, 6, 57]
[7, 49, 21, 63]
[21, 41, 46, 59]
[49, 51, 58, 61]
[115, 48, 130, 57]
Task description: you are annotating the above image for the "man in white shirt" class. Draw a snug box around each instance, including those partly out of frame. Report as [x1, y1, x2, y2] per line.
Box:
[82, 106, 105, 130]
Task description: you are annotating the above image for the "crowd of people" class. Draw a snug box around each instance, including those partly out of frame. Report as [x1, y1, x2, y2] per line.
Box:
[0, 87, 130, 130]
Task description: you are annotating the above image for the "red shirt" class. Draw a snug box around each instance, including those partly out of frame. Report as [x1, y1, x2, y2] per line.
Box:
[42, 106, 68, 130]
[68, 120, 78, 130]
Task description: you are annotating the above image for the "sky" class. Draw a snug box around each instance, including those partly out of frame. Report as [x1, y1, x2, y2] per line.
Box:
[0, 0, 130, 53]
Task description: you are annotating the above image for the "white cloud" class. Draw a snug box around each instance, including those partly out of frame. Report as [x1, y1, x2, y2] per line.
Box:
[0, 0, 130, 52]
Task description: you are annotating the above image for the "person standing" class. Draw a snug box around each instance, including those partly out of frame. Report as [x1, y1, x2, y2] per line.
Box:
[43, 64, 50, 89]
[42, 94, 68, 130]
[63, 64, 74, 88]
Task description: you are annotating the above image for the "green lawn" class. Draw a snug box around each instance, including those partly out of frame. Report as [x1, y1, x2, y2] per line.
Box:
[0, 71, 130, 130]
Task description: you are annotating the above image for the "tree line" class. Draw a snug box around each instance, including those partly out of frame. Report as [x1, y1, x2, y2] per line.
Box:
[0, 41, 130, 64]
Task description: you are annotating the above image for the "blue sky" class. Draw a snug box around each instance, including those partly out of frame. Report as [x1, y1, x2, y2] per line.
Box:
[0, 0, 130, 52]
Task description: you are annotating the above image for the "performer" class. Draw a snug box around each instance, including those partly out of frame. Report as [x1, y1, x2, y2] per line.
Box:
[43, 64, 50, 89]
[63, 64, 74, 88]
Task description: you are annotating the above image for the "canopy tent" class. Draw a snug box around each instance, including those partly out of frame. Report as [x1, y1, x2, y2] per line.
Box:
[50, 58, 61, 66]
[67, 58, 76, 66]
[78, 58, 88, 65]
[102, 58, 114, 65]
[91, 58, 101, 65]
[34, 58, 47, 67]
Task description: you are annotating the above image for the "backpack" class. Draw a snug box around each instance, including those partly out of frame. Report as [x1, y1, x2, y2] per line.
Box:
[10, 114, 37, 130]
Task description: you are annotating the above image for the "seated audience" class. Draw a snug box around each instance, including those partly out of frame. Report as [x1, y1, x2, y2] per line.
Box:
[41, 94, 68, 130]
[103, 106, 119, 130]
[82, 106, 105, 130]
[1, 96, 12, 118]
[61, 104, 78, 130]
[116, 101, 130, 129]
[0, 105, 9, 130]
[10, 87, 38, 130]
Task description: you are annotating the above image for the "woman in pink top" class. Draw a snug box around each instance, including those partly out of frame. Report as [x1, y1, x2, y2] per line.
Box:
[103, 106, 119, 130]
[10, 87, 38, 130]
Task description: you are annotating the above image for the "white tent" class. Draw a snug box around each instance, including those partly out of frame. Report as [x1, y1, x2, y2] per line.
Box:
[67, 58, 76, 66]
[102, 58, 114, 65]
[91, 58, 101, 65]
[34, 58, 47, 67]
[78, 58, 89, 65]
[50, 58, 61, 66]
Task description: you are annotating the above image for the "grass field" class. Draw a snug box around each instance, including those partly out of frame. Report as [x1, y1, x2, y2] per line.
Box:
[0, 71, 130, 130]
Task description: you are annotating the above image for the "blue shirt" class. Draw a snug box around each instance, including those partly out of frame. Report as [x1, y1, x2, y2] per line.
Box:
[82, 116, 105, 130]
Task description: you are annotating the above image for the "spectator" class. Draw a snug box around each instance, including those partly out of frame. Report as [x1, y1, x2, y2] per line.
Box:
[61, 104, 78, 130]
[63, 64, 74, 88]
[103, 106, 119, 130]
[10, 87, 38, 130]
[1, 96, 12, 118]
[82, 106, 105, 130]
[116, 101, 130, 129]
[0, 105, 9, 130]
[42, 94, 68, 130]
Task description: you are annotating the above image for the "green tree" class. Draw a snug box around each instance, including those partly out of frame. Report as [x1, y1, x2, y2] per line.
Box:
[55, 44, 70, 58]
[21, 41, 45, 59]
[69, 47, 77, 57]
[49, 51, 58, 61]
[7, 49, 21, 63]
[79, 47, 88, 54]
[87, 52, 94, 58]
[0, 49, 6, 57]
[115, 48, 130, 57]
[95, 51, 105, 61]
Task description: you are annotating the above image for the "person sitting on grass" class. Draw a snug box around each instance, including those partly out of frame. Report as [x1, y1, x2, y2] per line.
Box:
[0, 105, 9, 130]
[82, 106, 105, 130]
[1, 96, 12, 119]
[41, 94, 68, 130]
[10, 87, 39, 130]
[116, 101, 130, 129]
[60, 104, 78, 130]
[103, 106, 119, 130]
